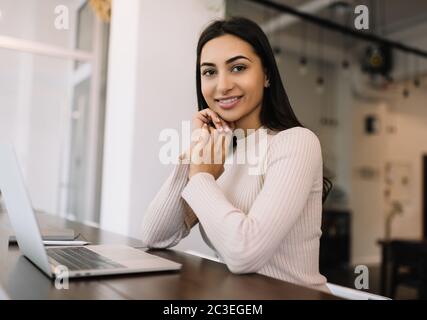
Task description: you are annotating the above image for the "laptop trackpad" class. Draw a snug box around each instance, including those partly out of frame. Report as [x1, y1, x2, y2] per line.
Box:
[87, 245, 181, 270]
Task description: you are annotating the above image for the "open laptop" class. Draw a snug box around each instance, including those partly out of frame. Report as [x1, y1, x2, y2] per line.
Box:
[0, 144, 181, 279]
[0, 284, 9, 300]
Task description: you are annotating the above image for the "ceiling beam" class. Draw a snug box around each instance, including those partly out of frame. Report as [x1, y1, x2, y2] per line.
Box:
[246, 0, 427, 59]
[261, 0, 340, 34]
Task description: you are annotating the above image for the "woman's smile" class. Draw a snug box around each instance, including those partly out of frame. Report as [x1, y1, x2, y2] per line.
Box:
[215, 95, 243, 110]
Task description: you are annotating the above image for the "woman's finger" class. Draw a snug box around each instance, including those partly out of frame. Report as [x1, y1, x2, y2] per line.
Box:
[195, 112, 210, 124]
[199, 123, 211, 144]
[206, 109, 232, 133]
[199, 108, 224, 132]
[208, 127, 228, 164]
[192, 113, 209, 133]
[217, 118, 231, 133]
[191, 124, 211, 164]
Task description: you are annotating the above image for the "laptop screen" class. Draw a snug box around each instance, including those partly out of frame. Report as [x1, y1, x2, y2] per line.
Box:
[0, 144, 52, 277]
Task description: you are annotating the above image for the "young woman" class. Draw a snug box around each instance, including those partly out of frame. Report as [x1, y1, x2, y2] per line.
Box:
[141, 17, 332, 293]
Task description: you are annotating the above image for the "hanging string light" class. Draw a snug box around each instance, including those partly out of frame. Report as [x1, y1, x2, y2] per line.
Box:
[341, 3, 351, 71]
[402, 87, 410, 98]
[402, 89, 410, 100]
[404, 55, 411, 98]
[316, 26, 325, 95]
[273, 44, 282, 65]
[272, 26, 282, 66]
[413, 56, 421, 88]
[316, 76, 325, 94]
[402, 53, 410, 98]
[299, 21, 308, 76]
[317, 22, 326, 126]
[328, 1, 350, 71]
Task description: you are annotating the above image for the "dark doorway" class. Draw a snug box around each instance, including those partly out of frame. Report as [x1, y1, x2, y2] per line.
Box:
[424, 155, 427, 239]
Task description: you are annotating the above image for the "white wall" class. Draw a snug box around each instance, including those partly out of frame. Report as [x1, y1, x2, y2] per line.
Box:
[339, 71, 427, 265]
[0, 0, 77, 47]
[386, 84, 427, 238]
[0, 0, 77, 214]
[385, 21, 427, 244]
[101, 0, 225, 255]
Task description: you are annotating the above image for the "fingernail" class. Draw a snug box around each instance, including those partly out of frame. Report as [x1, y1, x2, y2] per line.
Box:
[218, 126, 223, 132]
[224, 126, 230, 132]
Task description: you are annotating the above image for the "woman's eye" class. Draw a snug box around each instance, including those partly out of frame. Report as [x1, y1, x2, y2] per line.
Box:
[202, 69, 215, 76]
[232, 65, 246, 72]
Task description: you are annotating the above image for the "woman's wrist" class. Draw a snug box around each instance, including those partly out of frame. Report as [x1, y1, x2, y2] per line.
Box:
[178, 148, 191, 164]
[189, 171, 213, 180]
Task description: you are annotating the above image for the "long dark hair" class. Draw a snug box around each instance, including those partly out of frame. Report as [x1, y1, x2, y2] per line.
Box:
[196, 17, 332, 204]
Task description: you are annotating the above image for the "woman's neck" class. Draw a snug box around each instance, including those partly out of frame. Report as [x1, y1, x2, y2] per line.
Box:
[234, 105, 262, 137]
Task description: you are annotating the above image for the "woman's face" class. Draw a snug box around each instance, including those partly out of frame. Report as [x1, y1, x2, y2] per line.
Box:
[200, 34, 268, 129]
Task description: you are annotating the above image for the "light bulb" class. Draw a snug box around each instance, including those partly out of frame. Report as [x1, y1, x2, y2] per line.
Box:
[414, 78, 421, 88]
[402, 88, 410, 98]
[299, 57, 308, 76]
[273, 46, 282, 65]
[342, 60, 350, 70]
[316, 76, 324, 94]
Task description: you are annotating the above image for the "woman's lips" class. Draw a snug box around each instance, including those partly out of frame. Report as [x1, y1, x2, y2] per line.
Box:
[216, 96, 243, 110]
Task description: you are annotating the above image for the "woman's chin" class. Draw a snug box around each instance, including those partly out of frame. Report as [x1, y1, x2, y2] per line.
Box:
[222, 115, 240, 124]
[217, 110, 239, 121]
[209, 106, 240, 123]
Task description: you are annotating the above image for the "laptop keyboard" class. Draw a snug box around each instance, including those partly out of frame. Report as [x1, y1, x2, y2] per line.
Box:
[47, 246, 125, 271]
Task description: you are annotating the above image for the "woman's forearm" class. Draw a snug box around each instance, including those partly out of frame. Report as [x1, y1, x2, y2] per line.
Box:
[140, 154, 192, 248]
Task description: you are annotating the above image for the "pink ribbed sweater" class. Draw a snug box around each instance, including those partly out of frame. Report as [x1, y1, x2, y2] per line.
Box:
[141, 126, 329, 292]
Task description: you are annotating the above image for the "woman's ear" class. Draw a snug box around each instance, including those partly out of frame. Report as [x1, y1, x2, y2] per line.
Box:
[264, 69, 270, 88]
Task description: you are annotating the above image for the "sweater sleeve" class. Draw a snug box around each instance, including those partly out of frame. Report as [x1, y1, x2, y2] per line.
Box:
[140, 153, 199, 249]
[181, 128, 322, 273]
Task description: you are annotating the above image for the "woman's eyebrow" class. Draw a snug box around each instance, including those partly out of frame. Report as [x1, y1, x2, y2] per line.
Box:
[200, 55, 252, 67]
[226, 55, 251, 64]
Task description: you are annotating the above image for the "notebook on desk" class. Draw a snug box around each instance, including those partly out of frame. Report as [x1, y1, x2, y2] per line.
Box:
[9, 227, 75, 243]
[0, 144, 182, 279]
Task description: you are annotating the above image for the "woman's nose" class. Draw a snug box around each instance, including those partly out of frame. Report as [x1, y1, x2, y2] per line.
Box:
[216, 73, 234, 94]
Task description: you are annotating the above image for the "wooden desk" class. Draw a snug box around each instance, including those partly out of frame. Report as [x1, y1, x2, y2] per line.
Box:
[0, 212, 337, 300]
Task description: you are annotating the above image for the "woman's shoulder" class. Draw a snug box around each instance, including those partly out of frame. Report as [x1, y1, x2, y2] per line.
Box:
[270, 126, 321, 149]
[266, 126, 322, 169]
